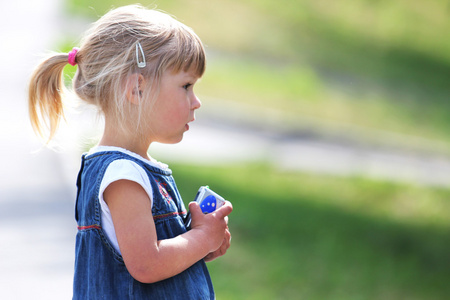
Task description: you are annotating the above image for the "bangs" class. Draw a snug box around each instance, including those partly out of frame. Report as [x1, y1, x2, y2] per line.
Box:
[165, 26, 206, 77]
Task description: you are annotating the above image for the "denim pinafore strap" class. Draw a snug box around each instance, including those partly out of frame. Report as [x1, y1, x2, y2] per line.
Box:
[73, 151, 214, 299]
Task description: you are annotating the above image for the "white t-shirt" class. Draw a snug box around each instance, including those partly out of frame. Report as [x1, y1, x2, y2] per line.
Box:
[87, 146, 168, 255]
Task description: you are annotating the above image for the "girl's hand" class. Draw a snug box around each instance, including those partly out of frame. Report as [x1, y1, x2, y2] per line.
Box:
[189, 200, 233, 254]
[204, 224, 231, 262]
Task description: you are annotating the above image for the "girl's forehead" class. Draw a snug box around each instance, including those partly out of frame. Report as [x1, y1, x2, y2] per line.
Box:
[164, 68, 200, 81]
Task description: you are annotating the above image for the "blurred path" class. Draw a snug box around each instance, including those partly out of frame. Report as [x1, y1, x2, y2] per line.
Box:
[153, 100, 450, 188]
[0, 1, 76, 299]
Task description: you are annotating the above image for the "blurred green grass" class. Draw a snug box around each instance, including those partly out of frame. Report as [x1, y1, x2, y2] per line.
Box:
[66, 0, 450, 143]
[172, 163, 450, 300]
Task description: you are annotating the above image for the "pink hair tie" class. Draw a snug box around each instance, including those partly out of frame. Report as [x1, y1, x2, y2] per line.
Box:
[68, 47, 80, 66]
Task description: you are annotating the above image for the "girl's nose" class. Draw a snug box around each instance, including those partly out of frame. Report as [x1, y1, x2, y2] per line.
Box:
[192, 94, 202, 110]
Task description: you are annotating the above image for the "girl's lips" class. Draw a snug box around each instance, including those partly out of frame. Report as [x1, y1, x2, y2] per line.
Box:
[186, 118, 195, 131]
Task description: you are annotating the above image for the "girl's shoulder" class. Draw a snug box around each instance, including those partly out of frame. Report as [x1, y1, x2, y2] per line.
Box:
[87, 146, 169, 171]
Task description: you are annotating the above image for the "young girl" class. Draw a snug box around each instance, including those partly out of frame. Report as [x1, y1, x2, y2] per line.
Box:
[28, 5, 232, 299]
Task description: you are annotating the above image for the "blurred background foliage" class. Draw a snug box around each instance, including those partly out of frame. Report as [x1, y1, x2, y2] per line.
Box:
[62, 0, 450, 299]
[174, 163, 450, 300]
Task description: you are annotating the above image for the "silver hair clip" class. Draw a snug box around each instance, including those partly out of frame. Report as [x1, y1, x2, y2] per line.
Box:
[136, 42, 146, 68]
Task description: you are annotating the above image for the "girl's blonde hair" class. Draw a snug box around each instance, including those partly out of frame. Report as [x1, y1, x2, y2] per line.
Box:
[29, 5, 205, 142]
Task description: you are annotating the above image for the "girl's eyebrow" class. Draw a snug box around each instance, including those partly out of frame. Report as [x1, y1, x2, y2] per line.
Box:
[183, 75, 199, 83]
[184, 69, 200, 79]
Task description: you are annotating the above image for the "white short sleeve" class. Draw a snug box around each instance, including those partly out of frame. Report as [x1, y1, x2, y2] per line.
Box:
[99, 159, 153, 255]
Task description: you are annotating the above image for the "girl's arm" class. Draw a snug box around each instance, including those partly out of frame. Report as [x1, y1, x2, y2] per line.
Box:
[104, 179, 232, 284]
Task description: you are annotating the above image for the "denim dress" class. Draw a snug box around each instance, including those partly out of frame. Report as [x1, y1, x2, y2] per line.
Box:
[73, 150, 215, 299]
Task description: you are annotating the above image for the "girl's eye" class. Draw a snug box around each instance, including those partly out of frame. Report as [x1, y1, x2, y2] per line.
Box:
[183, 83, 192, 90]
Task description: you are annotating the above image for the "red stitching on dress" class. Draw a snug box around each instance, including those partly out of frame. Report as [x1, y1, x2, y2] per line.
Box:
[77, 224, 101, 231]
[153, 210, 187, 220]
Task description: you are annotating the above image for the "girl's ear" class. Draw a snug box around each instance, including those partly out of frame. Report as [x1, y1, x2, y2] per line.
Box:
[125, 73, 146, 105]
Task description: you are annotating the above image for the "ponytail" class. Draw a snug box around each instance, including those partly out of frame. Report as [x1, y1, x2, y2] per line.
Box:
[28, 53, 69, 142]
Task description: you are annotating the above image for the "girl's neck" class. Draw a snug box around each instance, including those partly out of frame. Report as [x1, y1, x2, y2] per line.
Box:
[99, 123, 151, 160]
